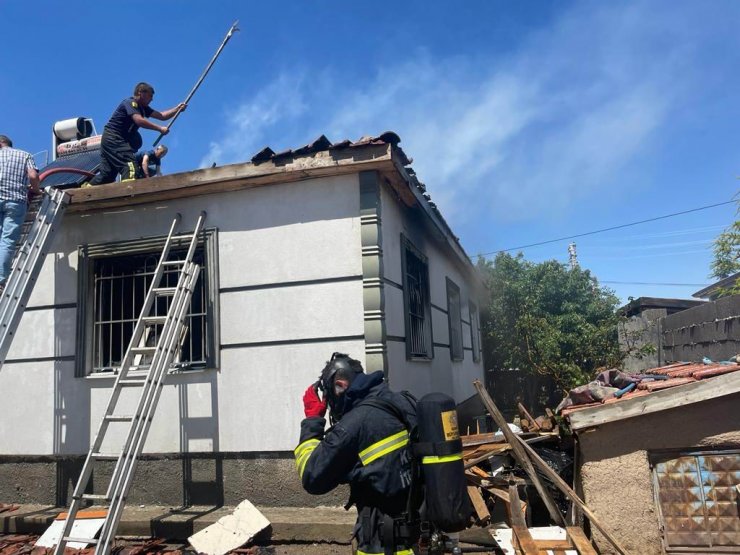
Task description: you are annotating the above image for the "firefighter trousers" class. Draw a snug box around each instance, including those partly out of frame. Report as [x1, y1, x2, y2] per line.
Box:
[90, 131, 137, 185]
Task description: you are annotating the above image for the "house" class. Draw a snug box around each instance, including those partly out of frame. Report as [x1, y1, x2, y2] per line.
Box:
[0, 132, 485, 508]
[693, 271, 740, 301]
[563, 363, 740, 555]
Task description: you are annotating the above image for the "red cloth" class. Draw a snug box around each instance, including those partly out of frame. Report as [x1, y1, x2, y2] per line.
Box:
[303, 384, 327, 418]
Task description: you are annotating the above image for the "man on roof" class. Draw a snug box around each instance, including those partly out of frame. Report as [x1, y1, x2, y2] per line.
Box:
[87, 83, 185, 186]
[135, 145, 168, 179]
[0, 135, 40, 292]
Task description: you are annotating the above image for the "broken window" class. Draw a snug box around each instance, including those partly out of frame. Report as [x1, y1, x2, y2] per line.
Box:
[401, 235, 433, 360]
[76, 230, 219, 376]
[446, 278, 463, 361]
[651, 449, 740, 552]
[469, 300, 481, 363]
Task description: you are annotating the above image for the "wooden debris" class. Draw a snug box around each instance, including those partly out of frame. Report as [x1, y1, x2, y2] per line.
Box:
[515, 434, 628, 555]
[467, 485, 491, 525]
[517, 403, 541, 432]
[473, 380, 565, 526]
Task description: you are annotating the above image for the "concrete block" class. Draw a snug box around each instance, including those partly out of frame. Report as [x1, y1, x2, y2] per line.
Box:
[188, 499, 271, 555]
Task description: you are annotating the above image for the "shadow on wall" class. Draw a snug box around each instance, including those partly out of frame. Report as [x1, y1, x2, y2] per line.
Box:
[177, 370, 223, 507]
[54, 251, 91, 506]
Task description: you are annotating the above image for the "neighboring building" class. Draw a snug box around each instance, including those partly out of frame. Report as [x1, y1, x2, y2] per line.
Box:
[617, 297, 705, 372]
[693, 271, 740, 301]
[0, 132, 485, 507]
[563, 363, 740, 555]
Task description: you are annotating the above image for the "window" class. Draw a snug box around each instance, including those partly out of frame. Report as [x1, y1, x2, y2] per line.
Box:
[76, 230, 219, 376]
[469, 301, 481, 363]
[446, 278, 463, 361]
[651, 450, 740, 552]
[401, 235, 433, 360]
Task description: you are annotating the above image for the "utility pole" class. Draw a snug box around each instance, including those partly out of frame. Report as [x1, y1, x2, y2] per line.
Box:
[568, 242, 579, 269]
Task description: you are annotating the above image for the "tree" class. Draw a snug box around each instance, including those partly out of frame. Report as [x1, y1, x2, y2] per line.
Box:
[711, 221, 740, 280]
[477, 253, 622, 392]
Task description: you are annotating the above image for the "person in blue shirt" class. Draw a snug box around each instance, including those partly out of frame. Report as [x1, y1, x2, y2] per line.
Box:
[88, 83, 185, 186]
[135, 145, 168, 179]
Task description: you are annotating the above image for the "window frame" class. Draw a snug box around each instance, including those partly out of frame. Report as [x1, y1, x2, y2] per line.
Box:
[75, 228, 219, 377]
[469, 300, 481, 363]
[446, 277, 463, 361]
[400, 234, 434, 361]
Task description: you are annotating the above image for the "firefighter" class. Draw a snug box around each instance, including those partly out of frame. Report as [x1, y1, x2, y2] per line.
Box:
[295, 353, 417, 555]
[87, 83, 185, 186]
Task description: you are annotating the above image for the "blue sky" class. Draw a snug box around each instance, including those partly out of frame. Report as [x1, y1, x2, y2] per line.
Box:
[2, 1, 738, 304]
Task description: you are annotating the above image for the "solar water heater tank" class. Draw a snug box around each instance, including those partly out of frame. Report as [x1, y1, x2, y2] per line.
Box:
[53, 117, 93, 142]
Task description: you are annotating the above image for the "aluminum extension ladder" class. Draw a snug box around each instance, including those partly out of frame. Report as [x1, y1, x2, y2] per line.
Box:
[53, 212, 206, 555]
[0, 188, 69, 370]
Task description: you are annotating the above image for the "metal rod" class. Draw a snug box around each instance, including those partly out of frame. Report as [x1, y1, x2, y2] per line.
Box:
[153, 21, 239, 147]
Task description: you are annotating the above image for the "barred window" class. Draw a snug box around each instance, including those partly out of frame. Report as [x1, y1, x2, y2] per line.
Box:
[401, 235, 433, 360]
[76, 230, 219, 376]
[446, 278, 463, 361]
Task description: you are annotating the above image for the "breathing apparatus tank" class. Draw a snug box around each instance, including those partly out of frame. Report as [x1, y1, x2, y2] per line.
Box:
[415, 392, 472, 532]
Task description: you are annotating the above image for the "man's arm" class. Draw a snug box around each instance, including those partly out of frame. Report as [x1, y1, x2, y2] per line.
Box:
[150, 103, 187, 121]
[141, 154, 151, 178]
[131, 114, 169, 135]
[295, 419, 358, 495]
[26, 155, 40, 194]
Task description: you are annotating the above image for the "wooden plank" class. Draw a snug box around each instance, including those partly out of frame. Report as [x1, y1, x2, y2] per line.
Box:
[467, 485, 491, 524]
[464, 444, 511, 468]
[568, 368, 740, 430]
[511, 526, 541, 555]
[515, 436, 628, 555]
[462, 432, 508, 447]
[566, 527, 597, 555]
[473, 380, 565, 525]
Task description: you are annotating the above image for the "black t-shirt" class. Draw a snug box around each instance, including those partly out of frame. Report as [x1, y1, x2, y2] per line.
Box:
[105, 97, 154, 138]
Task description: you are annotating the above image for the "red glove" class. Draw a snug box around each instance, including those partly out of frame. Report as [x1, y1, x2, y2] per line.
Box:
[303, 383, 327, 418]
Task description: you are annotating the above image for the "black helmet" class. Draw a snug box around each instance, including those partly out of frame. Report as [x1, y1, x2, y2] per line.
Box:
[319, 352, 363, 423]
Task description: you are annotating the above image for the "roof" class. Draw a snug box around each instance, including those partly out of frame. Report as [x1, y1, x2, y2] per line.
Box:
[693, 272, 740, 299]
[60, 132, 477, 277]
[564, 361, 740, 431]
[618, 296, 705, 317]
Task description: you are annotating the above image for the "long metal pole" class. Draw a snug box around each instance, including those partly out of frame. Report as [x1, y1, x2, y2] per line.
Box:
[153, 21, 240, 146]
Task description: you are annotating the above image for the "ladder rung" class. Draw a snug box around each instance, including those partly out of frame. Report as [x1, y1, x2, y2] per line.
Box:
[131, 346, 156, 354]
[104, 415, 133, 422]
[175, 233, 195, 240]
[154, 287, 177, 296]
[91, 452, 120, 460]
[63, 537, 99, 544]
[143, 316, 167, 324]
[80, 494, 109, 501]
[162, 260, 185, 266]
[119, 378, 147, 386]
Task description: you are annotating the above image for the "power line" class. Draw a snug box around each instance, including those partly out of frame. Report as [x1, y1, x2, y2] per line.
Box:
[600, 280, 708, 287]
[476, 199, 736, 257]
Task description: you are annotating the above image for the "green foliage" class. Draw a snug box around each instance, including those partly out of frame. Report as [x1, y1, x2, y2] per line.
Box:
[711, 220, 740, 280]
[477, 253, 622, 392]
[709, 199, 740, 297]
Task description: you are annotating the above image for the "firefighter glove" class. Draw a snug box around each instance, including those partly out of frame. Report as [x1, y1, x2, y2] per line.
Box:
[303, 383, 327, 418]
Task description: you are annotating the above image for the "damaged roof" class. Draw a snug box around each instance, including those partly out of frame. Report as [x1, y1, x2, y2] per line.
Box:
[65, 131, 476, 275]
[564, 361, 740, 431]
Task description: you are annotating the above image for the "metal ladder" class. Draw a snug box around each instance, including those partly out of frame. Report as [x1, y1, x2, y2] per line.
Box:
[0, 188, 69, 370]
[53, 212, 206, 555]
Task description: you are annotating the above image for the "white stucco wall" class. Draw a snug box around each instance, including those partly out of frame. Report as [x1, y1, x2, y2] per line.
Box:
[380, 184, 483, 403]
[0, 174, 366, 455]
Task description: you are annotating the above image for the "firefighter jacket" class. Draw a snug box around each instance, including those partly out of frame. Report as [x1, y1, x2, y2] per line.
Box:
[294, 370, 417, 555]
